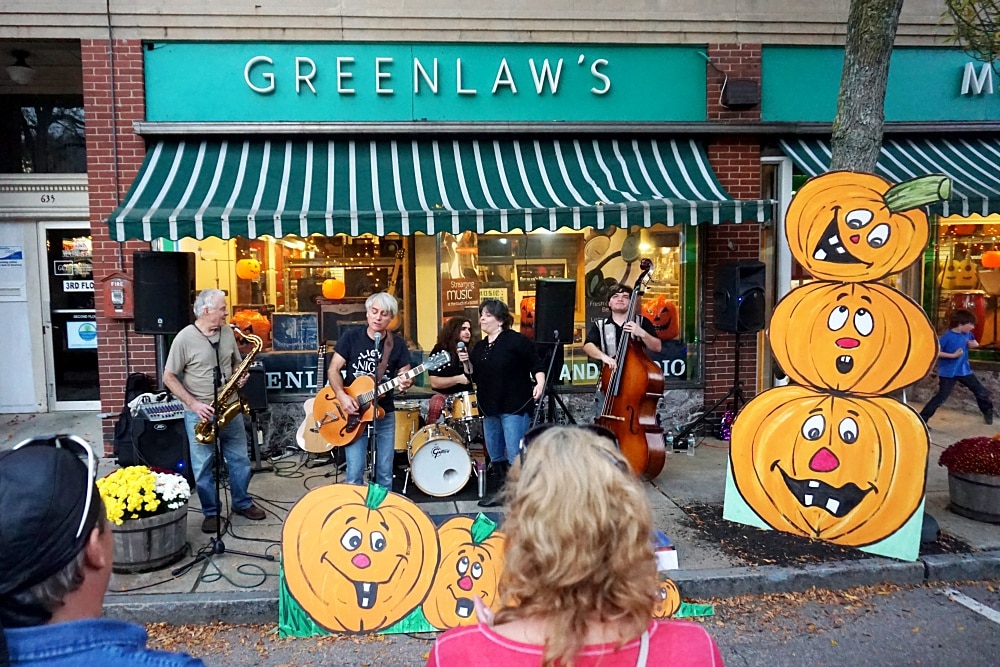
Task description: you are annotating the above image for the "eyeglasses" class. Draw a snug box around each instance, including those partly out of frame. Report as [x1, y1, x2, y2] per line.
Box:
[517, 423, 628, 473]
[13, 434, 97, 540]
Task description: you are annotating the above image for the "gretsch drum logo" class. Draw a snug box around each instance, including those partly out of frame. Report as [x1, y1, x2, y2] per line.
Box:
[431, 445, 450, 459]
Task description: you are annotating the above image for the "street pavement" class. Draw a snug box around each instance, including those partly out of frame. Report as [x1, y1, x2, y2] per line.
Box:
[2, 403, 999, 626]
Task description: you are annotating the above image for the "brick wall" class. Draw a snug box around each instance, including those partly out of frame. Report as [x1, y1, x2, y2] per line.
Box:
[82, 39, 155, 452]
[703, 43, 765, 413]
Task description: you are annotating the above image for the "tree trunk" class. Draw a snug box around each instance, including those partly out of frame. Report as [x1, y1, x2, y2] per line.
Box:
[830, 0, 904, 172]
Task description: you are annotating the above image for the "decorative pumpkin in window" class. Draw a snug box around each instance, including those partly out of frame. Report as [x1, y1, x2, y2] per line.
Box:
[519, 296, 535, 341]
[231, 309, 271, 344]
[785, 172, 950, 282]
[981, 250, 1000, 269]
[235, 258, 261, 280]
[651, 577, 682, 619]
[322, 278, 347, 300]
[729, 385, 928, 547]
[281, 483, 440, 633]
[768, 280, 937, 396]
[422, 514, 505, 629]
[642, 294, 679, 341]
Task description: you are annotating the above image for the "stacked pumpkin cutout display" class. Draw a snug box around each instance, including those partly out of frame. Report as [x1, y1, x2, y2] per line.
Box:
[724, 171, 951, 561]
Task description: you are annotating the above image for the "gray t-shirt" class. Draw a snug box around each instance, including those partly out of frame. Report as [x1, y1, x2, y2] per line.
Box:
[165, 324, 242, 403]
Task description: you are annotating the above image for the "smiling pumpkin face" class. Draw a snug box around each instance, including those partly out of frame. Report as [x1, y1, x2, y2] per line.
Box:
[769, 281, 937, 396]
[651, 578, 682, 619]
[422, 514, 505, 629]
[282, 484, 439, 633]
[785, 172, 933, 282]
[730, 386, 928, 547]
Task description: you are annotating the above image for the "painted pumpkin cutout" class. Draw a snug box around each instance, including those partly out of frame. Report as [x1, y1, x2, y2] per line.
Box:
[768, 281, 937, 396]
[642, 294, 680, 341]
[282, 484, 440, 633]
[730, 385, 928, 547]
[651, 577, 682, 619]
[422, 514, 505, 629]
[520, 296, 536, 341]
[785, 172, 949, 282]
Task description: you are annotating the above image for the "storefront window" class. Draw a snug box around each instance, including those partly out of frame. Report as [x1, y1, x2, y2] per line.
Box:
[0, 97, 86, 174]
[926, 216, 1000, 362]
[174, 225, 701, 400]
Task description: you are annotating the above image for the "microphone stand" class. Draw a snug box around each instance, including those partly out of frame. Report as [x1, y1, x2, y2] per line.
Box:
[367, 332, 381, 486]
[173, 339, 273, 576]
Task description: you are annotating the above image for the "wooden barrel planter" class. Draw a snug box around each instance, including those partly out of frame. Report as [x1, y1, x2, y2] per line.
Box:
[948, 472, 1000, 524]
[111, 505, 189, 573]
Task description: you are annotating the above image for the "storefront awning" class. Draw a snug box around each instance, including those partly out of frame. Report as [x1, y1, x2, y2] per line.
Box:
[109, 138, 772, 241]
[780, 137, 1000, 218]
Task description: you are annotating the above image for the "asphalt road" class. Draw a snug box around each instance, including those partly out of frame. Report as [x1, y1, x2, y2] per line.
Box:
[145, 580, 1000, 666]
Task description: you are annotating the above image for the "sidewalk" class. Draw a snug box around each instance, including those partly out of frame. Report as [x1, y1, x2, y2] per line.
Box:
[3, 405, 999, 626]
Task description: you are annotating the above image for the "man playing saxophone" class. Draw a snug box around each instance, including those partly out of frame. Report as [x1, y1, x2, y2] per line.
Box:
[163, 288, 266, 534]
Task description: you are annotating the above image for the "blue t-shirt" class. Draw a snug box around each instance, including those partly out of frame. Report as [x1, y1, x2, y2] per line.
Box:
[938, 328, 974, 378]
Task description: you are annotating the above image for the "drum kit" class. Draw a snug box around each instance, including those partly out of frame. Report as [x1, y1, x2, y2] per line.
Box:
[394, 391, 486, 498]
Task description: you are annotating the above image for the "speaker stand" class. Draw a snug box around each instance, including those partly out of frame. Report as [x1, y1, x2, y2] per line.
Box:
[531, 341, 576, 427]
[674, 331, 747, 446]
[154, 335, 170, 388]
[248, 409, 271, 474]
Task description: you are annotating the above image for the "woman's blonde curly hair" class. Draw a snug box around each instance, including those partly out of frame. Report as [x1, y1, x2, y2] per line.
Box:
[493, 426, 657, 666]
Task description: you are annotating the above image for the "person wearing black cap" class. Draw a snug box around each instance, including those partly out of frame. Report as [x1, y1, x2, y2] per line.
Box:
[583, 284, 662, 416]
[0, 435, 203, 667]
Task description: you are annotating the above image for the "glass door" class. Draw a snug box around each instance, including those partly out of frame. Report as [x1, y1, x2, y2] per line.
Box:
[40, 224, 99, 408]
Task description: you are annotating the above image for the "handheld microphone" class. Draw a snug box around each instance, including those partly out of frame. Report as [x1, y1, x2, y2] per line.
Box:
[456, 341, 466, 352]
[457, 340, 473, 375]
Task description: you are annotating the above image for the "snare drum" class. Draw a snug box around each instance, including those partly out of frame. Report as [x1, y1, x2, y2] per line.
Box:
[449, 391, 480, 422]
[394, 402, 421, 451]
[408, 424, 472, 497]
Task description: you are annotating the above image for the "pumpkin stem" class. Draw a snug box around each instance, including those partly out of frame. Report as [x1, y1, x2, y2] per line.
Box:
[364, 483, 389, 509]
[469, 513, 498, 544]
[884, 175, 951, 213]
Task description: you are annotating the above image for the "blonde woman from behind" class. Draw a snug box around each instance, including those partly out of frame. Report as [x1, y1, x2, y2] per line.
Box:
[427, 425, 724, 666]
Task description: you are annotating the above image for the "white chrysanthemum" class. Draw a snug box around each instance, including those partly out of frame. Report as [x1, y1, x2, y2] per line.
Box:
[154, 472, 192, 510]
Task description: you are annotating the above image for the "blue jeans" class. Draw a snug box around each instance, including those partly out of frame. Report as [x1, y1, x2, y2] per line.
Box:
[919, 374, 994, 421]
[184, 410, 253, 517]
[483, 412, 531, 464]
[345, 410, 396, 488]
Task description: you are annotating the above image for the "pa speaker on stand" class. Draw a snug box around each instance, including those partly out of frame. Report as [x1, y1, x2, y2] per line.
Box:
[133, 251, 197, 386]
[713, 260, 766, 334]
[533, 279, 577, 425]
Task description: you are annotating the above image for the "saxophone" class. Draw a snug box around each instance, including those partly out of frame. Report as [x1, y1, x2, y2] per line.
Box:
[194, 325, 262, 444]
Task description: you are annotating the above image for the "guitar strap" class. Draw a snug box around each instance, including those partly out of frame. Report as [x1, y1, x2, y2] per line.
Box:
[376, 333, 394, 383]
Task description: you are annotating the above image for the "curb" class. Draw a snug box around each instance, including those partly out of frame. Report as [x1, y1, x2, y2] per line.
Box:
[103, 551, 1000, 625]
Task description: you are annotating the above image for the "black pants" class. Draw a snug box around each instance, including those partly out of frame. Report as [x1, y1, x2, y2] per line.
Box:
[919, 374, 993, 421]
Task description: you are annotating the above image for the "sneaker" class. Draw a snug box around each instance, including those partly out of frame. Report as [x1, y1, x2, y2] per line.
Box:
[234, 503, 266, 520]
[201, 515, 220, 534]
[986, 414, 994, 425]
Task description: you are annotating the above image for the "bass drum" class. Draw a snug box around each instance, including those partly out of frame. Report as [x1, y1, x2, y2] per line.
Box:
[408, 424, 471, 497]
[393, 401, 421, 451]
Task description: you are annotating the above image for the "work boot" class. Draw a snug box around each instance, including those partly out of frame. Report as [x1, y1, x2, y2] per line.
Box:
[985, 413, 994, 425]
[477, 460, 509, 508]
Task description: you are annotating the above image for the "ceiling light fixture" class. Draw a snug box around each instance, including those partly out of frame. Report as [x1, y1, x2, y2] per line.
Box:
[7, 50, 35, 85]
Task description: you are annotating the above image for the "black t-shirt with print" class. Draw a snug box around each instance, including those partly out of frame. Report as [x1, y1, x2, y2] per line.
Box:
[334, 326, 411, 412]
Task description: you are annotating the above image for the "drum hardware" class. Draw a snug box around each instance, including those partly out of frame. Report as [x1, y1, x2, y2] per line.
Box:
[393, 401, 421, 451]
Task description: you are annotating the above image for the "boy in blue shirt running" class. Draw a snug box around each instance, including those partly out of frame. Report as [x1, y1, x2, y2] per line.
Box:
[919, 309, 994, 426]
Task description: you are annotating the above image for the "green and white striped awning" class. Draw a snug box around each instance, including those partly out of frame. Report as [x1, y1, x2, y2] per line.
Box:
[780, 137, 1000, 218]
[109, 137, 772, 241]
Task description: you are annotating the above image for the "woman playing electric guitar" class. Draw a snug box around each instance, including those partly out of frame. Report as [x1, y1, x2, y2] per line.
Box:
[324, 292, 413, 488]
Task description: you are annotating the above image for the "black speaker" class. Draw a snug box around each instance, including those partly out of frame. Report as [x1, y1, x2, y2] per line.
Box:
[535, 279, 576, 343]
[133, 251, 196, 334]
[714, 261, 766, 333]
[241, 361, 268, 411]
[128, 417, 194, 486]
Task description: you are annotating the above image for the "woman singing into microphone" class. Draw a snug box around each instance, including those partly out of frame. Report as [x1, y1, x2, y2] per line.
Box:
[427, 316, 475, 423]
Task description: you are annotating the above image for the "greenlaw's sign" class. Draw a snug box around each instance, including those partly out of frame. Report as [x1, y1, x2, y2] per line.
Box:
[144, 42, 706, 123]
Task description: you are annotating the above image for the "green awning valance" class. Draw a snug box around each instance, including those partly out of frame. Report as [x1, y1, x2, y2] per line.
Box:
[110, 137, 772, 241]
[780, 137, 1000, 218]
[109, 138, 771, 241]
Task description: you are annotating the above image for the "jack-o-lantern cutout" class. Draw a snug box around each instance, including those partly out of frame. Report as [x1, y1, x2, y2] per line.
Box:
[785, 172, 949, 282]
[282, 483, 440, 633]
[642, 294, 679, 341]
[236, 258, 261, 280]
[651, 577, 682, 619]
[769, 281, 937, 396]
[422, 514, 505, 629]
[730, 385, 928, 547]
[520, 296, 536, 341]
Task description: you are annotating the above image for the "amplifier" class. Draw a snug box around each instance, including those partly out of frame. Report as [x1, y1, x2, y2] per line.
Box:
[138, 400, 185, 421]
[126, 417, 194, 486]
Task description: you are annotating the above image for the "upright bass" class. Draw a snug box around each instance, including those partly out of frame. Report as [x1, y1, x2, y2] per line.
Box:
[595, 258, 666, 479]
